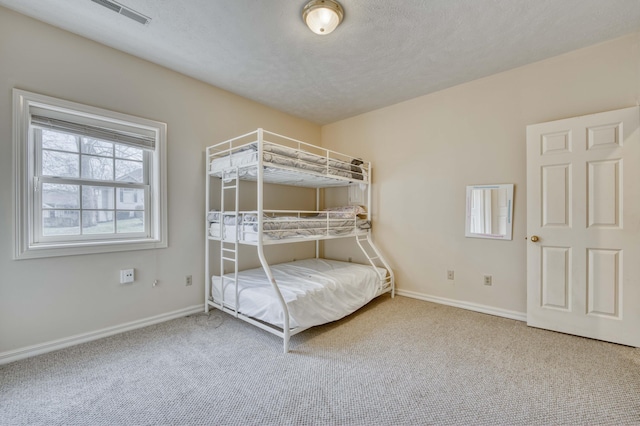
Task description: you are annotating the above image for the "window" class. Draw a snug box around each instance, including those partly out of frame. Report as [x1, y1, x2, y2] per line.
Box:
[13, 89, 167, 259]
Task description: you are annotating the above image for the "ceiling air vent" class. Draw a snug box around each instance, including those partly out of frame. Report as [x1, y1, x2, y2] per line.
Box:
[90, 0, 151, 25]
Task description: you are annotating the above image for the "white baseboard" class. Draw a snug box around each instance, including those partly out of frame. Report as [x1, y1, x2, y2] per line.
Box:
[396, 289, 527, 322]
[0, 304, 204, 365]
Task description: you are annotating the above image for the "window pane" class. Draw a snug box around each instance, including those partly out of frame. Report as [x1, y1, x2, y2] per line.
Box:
[82, 185, 114, 209]
[41, 129, 78, 152]
[43, 210, 80, 236]
[82, 211, 114, 234]
[116, 211, 144, 234]
[115, 144, 143, 161]
[115, 159, 143, 183]
[81, 155, 114, 181]
[42, 150, 79, 178]
[116, 188, 144, 210]
[42, 183, 79, 209]
[82, 138, 114, 157]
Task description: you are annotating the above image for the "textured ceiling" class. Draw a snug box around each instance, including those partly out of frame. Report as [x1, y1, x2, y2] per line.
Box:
[1, 0, 640, 124]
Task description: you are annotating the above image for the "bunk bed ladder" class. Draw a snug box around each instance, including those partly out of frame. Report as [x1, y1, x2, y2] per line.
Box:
[356, 233, 396, 298]
[220, 167, 240, 317]
[205, 146, 211, 314]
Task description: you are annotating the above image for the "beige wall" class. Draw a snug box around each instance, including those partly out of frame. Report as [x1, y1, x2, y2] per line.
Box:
[322, 33, 640, 315]
[0, 7, 320, 354]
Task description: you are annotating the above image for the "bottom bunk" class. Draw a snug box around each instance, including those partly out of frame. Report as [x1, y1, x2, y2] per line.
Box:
[208, 258, 390, 331]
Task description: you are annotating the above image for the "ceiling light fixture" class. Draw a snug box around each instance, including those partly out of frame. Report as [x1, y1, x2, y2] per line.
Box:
[302, 0, 344, 35]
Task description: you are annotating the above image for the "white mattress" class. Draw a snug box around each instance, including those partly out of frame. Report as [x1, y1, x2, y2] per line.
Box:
[208, 217, 369, 242]
[209, 142, 366, 181]
[211, 258, 387, 329]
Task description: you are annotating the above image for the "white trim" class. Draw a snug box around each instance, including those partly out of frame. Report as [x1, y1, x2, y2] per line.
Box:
[0, 304, 204, 365]
[396, 289, 527, 322]
[18, 238, 169, 259]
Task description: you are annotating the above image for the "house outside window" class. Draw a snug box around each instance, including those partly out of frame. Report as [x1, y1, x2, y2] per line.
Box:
[13, 89, 168, 259]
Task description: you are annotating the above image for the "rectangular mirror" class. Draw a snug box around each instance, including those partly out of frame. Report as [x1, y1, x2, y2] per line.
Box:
[465, 184, 514, 240]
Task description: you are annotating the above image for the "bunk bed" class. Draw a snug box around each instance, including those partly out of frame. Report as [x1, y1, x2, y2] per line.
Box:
[205, 129, 394, 352]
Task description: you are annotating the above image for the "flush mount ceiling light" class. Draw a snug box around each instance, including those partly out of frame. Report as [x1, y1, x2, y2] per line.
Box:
[302, 0, 344, 35]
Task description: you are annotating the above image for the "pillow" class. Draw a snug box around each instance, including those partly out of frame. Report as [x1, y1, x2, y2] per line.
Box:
[318, 205, 366, 218]
[262, 142, 299, 158]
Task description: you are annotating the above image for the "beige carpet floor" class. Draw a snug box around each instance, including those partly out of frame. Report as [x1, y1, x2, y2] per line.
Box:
[1, 295, 639, 425]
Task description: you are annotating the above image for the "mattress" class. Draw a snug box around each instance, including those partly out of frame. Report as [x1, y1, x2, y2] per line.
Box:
[211, 258, 387, 329]
[208, 216, 370, 241]
[209, 142, 366, 181]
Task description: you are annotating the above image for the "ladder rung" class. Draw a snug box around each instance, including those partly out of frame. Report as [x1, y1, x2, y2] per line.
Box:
[222, 257, 237, 262]
[369, 256, 379, 260]
[222, 248, 236, 253]
[223, 186, 237, 189]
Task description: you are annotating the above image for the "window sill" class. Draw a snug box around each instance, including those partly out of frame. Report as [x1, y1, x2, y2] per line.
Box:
[15, 238, 168, 260]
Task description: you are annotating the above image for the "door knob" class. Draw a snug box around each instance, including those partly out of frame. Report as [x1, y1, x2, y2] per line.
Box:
[530, 235, 539, 242]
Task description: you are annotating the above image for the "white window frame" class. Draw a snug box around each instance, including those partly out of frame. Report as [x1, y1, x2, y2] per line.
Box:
[13, 89, 168, 259]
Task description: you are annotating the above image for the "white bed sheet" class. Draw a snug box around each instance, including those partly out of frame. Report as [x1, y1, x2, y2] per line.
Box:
[211, 258, 387, 329]
[209, 223, 258, 241]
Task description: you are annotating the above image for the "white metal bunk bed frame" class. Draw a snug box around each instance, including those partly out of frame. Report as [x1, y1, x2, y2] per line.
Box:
[205, 128, 395, 352]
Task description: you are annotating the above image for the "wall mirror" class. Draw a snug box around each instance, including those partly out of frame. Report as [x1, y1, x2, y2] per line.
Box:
[465, 184, 514, 240]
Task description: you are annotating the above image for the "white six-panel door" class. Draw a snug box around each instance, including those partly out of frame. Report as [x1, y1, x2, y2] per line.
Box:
[526, 106, 640, 347]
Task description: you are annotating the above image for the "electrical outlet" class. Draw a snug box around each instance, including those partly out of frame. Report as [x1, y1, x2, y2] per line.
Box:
[484, 275, 492, 286]
[120, 269, 134, 284]
[447, 270, 454, 280]
[185, 275, 192, 286]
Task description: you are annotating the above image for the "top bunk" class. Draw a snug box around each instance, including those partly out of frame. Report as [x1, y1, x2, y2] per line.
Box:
[206, 129, 370, 188]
